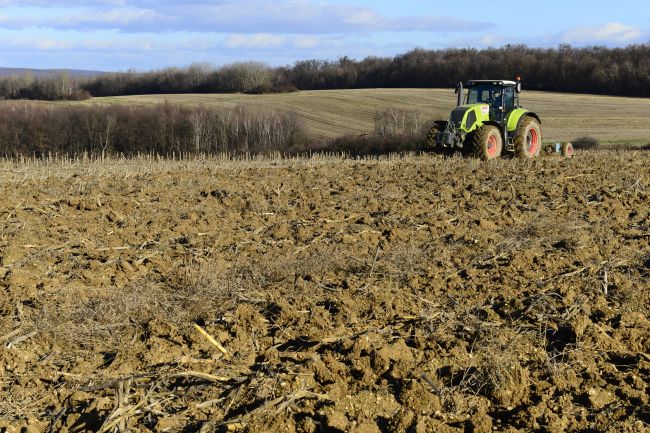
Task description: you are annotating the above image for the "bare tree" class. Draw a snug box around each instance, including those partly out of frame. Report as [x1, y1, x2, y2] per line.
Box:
[189, 109, 208, 154]
[100, 115, 116, 160]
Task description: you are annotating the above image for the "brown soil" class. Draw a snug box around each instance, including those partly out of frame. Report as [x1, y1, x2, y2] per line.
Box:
[0, 152, 648, 433]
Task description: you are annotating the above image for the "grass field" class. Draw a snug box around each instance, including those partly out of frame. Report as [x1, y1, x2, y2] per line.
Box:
[79, 89, 650, 145]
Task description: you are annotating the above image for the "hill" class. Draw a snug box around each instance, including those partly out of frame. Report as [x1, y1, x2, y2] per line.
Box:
[82, 88, 650, 145]
[0, 67, 105, 78]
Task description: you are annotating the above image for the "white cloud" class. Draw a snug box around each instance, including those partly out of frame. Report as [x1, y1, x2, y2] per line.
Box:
[223, 34, 287, 49]
[293, 36, 320, 49]
[455, 22, 647, 49]
[0, 1, 491, 34]
[558, 22, 643, 44]
[478, 33, 509, 47]
[50, 8, 163, 27]
[0, 35, 158, 51]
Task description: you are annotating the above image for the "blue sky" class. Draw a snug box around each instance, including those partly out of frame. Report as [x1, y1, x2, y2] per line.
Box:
[0, 0, 648, 71]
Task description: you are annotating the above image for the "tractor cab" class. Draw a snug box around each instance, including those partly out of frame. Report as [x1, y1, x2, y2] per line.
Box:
[465, 80, 520, 123]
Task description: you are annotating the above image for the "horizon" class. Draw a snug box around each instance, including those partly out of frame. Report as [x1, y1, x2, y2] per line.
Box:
[0, 0, 649, 71]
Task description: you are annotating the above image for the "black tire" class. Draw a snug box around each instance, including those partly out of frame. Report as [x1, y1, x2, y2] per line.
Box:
[471, 125, 502, 160]
[425, 121, 446, 151]
[561, 142, 574, 158]
[514, 117, 542, 159]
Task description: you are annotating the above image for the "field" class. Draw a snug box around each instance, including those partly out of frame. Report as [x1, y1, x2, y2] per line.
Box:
[79, 89, 650, 145]
[1, 151, 648, 432]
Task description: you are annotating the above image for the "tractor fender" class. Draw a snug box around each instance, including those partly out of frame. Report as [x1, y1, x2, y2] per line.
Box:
[507, 109, 541, 133]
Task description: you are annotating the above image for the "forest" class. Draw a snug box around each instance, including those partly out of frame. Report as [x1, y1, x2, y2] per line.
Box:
[1, 44, 649, 101]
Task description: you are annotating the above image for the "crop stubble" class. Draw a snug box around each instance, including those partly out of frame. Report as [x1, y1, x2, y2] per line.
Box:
[0, 151, 648, 432]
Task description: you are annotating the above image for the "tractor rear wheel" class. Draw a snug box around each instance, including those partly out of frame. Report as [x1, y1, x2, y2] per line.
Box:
[471, 125, 502, 160]
[425, 121, 445, 151]
[514, 117, 542, 159]
[561, 142, 574, 158]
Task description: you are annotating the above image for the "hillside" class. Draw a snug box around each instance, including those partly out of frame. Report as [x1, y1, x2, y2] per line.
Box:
[82, 89, 650, 145]
[0, 67, 105, 78]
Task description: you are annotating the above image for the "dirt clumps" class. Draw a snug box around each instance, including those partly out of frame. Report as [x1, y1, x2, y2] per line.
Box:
[0, 152, 648, 432]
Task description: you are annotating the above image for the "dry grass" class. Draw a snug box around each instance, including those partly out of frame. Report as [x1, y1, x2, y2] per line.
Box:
[49, 88, 650, 145]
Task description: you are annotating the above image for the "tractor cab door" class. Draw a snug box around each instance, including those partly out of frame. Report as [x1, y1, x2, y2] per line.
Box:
[503, 86, 515, 114]
[491, 86, 515, 123]
[488, 90, 503, 122]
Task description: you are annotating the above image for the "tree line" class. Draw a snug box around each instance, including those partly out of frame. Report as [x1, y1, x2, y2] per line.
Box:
[0, 103, 307, 158]
[0, 101, 438, 158]
[1, 44, 649, 101]
[0, 72, 90, 101]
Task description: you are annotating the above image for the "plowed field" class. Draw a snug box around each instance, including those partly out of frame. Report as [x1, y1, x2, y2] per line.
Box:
[1, 151, 649, 432]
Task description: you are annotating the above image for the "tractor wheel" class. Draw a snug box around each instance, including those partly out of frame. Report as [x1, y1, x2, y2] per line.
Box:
[561, 142, 574, 158]
[471, 125, 502, 160]
[425, 121, 445, 151]
[514, 117, 542, 159]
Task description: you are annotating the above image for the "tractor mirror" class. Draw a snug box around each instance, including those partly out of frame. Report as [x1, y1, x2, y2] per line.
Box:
[455, 82, 464, 106]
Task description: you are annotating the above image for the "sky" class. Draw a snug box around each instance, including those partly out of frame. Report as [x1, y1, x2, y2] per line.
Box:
[0, 0, 648, 71]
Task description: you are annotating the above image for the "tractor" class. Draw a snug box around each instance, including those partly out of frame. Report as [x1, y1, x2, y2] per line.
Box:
[427, 78, 568, 159]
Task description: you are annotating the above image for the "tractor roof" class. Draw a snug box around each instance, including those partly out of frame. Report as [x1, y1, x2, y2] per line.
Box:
[467, 80, 518, 87]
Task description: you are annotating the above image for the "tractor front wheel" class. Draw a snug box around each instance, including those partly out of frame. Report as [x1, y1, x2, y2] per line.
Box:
[471, 125, 502, 160]
[514, 117, 542, 159]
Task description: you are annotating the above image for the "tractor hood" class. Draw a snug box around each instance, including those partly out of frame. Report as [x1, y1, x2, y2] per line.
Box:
[449, 104, 490, 133]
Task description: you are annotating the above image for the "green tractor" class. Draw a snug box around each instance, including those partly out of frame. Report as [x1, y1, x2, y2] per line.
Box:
[427, 78, 545, 160]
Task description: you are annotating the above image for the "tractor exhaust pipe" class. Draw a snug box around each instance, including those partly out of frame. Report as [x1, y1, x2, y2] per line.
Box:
[455, 82, 463, 106]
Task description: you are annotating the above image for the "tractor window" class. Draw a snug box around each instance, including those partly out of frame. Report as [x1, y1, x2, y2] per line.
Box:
[468, 86, 486, 104]
[467, 85, 501, 108]
[503, 87, 515, 111]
